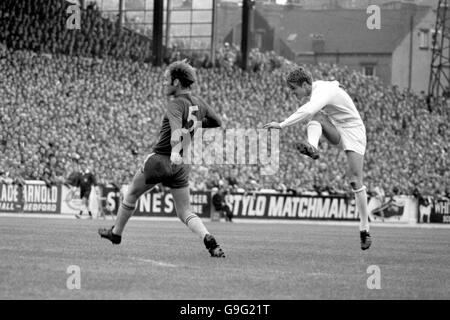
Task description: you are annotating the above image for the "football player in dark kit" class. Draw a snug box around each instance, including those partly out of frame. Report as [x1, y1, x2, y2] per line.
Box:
[75, 162, 97, 219]
[98, 60, 225, 257]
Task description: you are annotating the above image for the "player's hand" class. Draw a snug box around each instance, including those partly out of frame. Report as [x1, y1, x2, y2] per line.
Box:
[263, 122, 282, 129]
[170, 152, 183, 165]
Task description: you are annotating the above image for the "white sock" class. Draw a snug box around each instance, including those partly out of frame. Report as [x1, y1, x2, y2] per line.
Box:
[307, 121, 322, 149]
[185, 214, 209, 239]
[354, 186, 370, 232]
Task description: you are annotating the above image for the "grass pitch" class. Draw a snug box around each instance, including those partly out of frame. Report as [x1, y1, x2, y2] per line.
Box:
[0, 216, 449, 299]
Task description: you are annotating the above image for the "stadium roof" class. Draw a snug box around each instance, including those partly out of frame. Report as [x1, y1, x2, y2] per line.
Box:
[260, 6, 432, 54]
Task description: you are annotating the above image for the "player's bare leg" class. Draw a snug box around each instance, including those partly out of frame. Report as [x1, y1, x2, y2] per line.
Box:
[345, 150, 372, 250]
[301, 114, 371, 250]
[98, 170, 155, 244]
[171, 186, 225, 257]
[316, 117, 371, 249]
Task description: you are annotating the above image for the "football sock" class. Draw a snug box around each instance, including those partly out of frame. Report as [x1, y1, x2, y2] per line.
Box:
[185, 213, 209, 240]
[113, 200, 136, 236]
[307, 121, 322, 149]
[354, 186, 370, 232]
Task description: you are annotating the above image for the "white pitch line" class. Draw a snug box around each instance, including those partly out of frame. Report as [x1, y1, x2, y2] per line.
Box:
[130, 257, 178, 268]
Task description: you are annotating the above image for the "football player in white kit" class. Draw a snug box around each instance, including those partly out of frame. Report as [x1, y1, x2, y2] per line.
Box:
[263, 67, 372, 250]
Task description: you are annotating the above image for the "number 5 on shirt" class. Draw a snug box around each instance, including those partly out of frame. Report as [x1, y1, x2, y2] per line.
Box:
[187, 105, 199, 132]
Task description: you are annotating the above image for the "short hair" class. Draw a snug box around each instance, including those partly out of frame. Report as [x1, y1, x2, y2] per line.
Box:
[167, 60, 197, 88]
[286, 67, 312, 87]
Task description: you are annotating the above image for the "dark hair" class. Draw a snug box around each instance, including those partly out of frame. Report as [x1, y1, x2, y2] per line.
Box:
[286, 67, 312, 87]
[167, 60, 197, 88]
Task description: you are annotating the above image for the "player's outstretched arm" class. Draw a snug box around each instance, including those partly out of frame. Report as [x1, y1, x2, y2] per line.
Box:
[262, 101, 324, 130]
[262, 122, 282, 129]
[202, 104, 222, 128]
[279, 99, 325, 128]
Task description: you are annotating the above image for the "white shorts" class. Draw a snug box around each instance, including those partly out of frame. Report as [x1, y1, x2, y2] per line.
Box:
[335, 124, 366, 155]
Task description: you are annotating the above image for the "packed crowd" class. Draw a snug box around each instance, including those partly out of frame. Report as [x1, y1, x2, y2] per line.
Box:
[0, 1, 449, 199]
[0, 0, 152, 62]
[1, 45, 449, 198]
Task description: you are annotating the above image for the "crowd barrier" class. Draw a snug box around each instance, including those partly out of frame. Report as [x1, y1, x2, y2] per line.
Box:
[1, 180, 448, 224]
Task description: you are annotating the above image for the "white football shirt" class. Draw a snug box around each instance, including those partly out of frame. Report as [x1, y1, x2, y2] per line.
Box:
[280, 80, 364, 129]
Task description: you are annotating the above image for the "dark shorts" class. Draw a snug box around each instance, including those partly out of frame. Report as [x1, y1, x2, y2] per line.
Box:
[141, 153, 190, 189]
[80, 188, 91, 199]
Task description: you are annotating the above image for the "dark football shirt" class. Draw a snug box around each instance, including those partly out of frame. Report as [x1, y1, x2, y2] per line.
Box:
[153, 93, 220, 155]
[77, 172, 97, 191]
